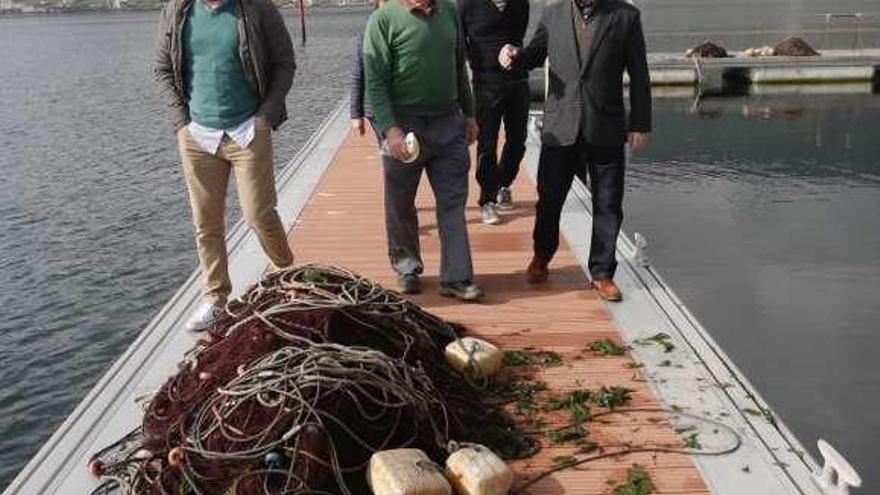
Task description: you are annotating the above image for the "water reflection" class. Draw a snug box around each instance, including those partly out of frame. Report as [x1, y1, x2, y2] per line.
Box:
[635, 94, 880, 185]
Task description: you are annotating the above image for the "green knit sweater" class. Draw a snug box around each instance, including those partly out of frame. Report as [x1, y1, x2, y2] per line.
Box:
[363, 0, 475, 132]
[183, 0, 258, 129]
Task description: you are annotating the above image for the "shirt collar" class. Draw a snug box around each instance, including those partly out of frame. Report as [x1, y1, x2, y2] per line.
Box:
[573, 0, 597, 21]
[402, 0, 435, 16]
[200, 0, 228, 10]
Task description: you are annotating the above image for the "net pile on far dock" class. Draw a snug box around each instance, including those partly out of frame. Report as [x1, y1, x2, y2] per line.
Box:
[685, 40, 730, 58]
[686, 37, 821, 58]
[86, 264, 536, 495]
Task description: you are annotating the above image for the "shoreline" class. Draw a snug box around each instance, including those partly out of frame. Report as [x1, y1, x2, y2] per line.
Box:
[0, 4, 370, 15]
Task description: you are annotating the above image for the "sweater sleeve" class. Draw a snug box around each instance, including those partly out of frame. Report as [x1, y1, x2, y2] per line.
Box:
[454, 8, 475, 118]
[363, 12, 397, 132]
[517, 0, 530, 44]
[349, 32, 366, 119]
[514, 11, 548, 72]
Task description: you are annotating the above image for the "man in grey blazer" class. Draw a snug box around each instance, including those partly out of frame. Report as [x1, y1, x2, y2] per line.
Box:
[500, 0, 651, 301]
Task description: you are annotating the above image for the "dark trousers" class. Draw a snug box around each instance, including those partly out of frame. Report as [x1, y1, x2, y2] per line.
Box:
[382, 112, 474, 284]
[475, 81, 530, 206]
[533, 138, 625, 279]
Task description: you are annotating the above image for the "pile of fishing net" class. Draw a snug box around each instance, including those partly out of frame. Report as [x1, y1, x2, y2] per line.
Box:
[684, 40, 730, 58]
[774, 36, 820, 57]
[87, 264, 533, 495]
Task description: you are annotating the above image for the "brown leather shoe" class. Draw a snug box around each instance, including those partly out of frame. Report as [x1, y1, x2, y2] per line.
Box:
[591, 278, 623, 302]
[526, 256, 549, 284]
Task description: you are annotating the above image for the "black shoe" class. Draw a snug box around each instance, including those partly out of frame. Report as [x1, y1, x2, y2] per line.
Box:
[497, 186, 514, 210]
[397, 274, 421, 294]
[439, 281, 485, 302]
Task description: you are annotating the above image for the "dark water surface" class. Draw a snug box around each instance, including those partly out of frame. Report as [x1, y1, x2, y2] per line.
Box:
[626, 94, 880, 489]
[1, 3, 879, 491]
[0, 9, 367, 487]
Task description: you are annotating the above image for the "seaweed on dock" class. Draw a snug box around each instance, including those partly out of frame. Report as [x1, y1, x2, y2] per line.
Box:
[610, 466, 655, 495]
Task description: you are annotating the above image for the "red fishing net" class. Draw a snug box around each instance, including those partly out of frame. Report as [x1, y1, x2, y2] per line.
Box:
[88, 265, 526, 495]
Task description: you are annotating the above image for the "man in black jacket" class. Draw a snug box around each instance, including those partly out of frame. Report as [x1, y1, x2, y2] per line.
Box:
[460, 0, 530, 225]
[500, 0, 651, 301]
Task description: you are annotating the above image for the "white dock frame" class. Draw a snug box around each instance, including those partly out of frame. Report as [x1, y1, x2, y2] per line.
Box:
[2, 103, 846, 495]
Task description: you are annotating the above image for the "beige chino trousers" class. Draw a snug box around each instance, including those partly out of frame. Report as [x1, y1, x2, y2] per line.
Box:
[177, 126, 294, 305]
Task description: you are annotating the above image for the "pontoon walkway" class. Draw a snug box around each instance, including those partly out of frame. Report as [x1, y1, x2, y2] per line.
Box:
[3, 103, 834, 495]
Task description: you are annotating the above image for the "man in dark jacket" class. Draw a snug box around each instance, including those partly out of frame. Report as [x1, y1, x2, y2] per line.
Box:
[500, 0, 651, 301]
[459, 0, 530, 225]
[153, 0, 296, 330]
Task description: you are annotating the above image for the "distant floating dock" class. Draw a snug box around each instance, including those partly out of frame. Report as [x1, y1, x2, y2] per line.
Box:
[530, 49, 880, 97]
[652, 49, 880, 93]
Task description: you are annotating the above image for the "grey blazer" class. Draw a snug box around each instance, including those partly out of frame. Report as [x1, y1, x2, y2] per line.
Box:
[515, 0, 651, 147]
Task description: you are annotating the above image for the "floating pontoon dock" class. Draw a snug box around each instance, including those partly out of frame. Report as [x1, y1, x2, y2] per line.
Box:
[3, 103, 855, 494]
[529, 49, 880, 97]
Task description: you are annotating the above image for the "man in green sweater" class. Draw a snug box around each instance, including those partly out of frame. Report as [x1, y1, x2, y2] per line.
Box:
[154, 0, 296, 330]
[364, 0, 484, 301]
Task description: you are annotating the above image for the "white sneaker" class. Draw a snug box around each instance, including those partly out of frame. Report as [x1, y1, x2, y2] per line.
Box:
[481, 203, 502, 225]
[185, 302, 225, 332]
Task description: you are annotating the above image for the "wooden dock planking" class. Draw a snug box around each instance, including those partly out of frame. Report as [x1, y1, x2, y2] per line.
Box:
[287, 132, 709, 494]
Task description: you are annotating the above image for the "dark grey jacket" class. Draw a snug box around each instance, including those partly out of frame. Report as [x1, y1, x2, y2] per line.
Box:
[152, 0, 296, 130]
[515, 0, 651, 147]
[349, 32, 370, 119]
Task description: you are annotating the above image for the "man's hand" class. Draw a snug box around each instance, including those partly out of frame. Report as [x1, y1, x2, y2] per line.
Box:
[351, 118, 365, 136]
[498, 44, 520, 70]
[385, 127, 411, 162]
[466, 118, 479, 146]
[627, 132, 649, 151]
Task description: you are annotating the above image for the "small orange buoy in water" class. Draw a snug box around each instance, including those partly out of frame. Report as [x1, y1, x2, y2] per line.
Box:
[168, 447, 186, 468]
[87, 459, 104, 478]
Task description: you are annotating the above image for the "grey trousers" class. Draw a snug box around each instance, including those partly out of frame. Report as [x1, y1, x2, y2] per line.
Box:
[382, 112, 474, 284]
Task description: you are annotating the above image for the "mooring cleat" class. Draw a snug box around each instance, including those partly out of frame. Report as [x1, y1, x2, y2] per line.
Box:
[812, 439, 861, 495]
